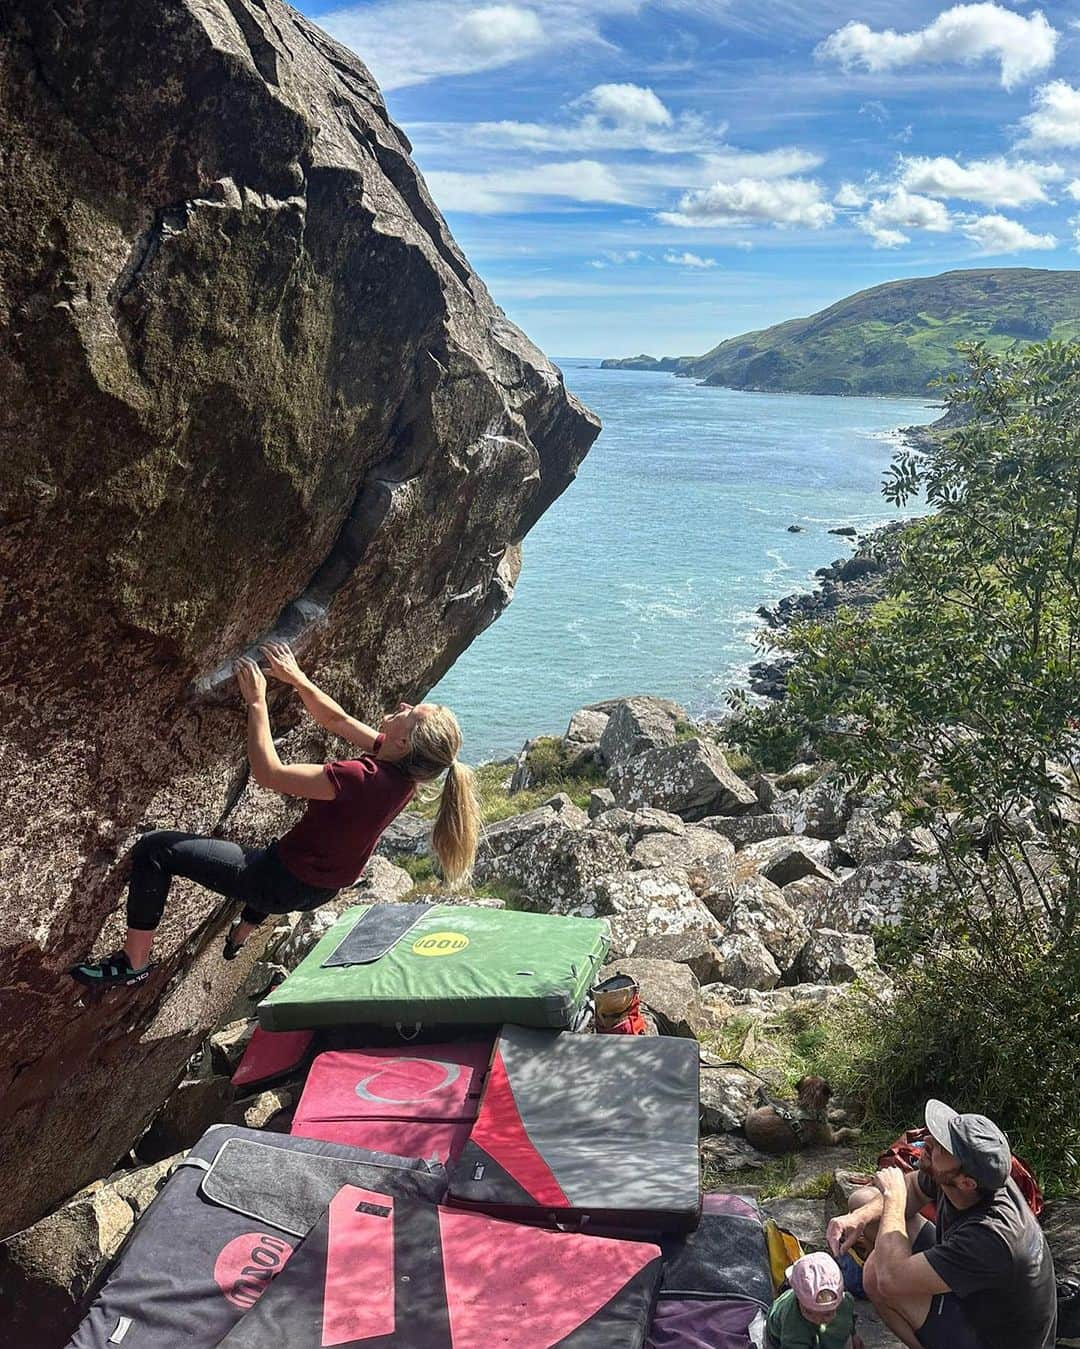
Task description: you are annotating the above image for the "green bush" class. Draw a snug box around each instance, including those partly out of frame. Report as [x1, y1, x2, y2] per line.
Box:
[817, 945, 1080, 1196]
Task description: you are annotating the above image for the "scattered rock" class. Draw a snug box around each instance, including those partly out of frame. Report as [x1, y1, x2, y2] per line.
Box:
[728, 874, 811, 973]
[224, 1085, 297, 1133]
[714, 930, 781, 990]
[136, 1076, 236, 1164]
[737, 837, 838, 887]
[699, 1064, 764, 1133]
[632, 928, 725, 985]
[828, 526, 857, 537]
[787, 524, 803, 533]
[599, 957, 705, 1037]
[703, 813, 793, 848]
[630, 828, 735, 879]
[761, 1197, 829, 1250]
[700, 1133, 774, 1173]
[566, 707, 611, 746]
[800, 929, 878, 984]
[791, 776, 855, 839]
[611, 739, 758, 819]
[588, 787, 616, 818]
[628, 807, 687, 841]
[208, 1018, 258, 1077]
[581, 868, 723, 958]
[377, 812, 432, 858]
[598, 697, 686, 773]
[805, 859, 939, 931]
[0, 1154, 179, 1346]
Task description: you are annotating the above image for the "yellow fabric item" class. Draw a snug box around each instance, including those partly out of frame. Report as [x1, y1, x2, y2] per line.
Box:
[763, 1218, 805, 1294]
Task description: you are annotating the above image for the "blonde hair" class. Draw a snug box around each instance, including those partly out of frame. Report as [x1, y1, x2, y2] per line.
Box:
[402, 704, 479, 887]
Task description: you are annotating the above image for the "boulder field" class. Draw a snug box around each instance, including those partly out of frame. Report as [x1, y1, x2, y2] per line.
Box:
[0, 0, 598, 1237]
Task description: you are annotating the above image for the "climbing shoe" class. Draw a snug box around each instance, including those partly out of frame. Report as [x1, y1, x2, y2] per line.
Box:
[71, 949, 152, 988]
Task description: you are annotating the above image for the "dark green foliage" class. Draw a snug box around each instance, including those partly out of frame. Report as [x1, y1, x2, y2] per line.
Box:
[684, 269, 1080, 395]
[732, 341, 1080, 1190]
[820, 947, 1080, 1195]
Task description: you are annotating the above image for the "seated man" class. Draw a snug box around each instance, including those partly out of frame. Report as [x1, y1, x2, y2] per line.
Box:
[826, 1100, 1056, 1349]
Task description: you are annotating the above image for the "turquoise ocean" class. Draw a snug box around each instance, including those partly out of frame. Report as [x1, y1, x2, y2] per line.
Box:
[431, 360, 932, 763]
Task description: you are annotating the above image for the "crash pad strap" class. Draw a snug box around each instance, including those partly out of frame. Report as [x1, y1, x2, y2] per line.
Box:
[321, 902, 435, 967]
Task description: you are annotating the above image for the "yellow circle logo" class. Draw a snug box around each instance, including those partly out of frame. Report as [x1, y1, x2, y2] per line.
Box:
[411, 932, 470, 957]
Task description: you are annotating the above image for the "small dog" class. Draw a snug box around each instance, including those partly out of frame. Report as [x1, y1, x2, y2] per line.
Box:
[743, 1075, 860, 1155]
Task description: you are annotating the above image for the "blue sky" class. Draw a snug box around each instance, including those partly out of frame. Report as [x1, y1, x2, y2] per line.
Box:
[296, 1, 1080, 356]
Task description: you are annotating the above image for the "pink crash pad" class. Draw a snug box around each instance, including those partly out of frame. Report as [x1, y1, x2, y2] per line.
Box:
[231, 1027, 314, 1088]
[290, 1041, 492, 1165]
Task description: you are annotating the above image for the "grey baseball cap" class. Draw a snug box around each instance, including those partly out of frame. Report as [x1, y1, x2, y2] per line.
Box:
[925, 1099, 1011, 1191]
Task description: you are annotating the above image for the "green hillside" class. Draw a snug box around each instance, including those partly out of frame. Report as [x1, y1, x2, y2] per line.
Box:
[611, 269, 1080, 396]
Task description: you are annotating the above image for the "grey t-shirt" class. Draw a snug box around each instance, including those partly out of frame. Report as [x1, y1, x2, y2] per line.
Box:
[918, 1173, 1056, 1349]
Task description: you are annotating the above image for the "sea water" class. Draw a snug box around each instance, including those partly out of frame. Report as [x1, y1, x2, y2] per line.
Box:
[430, 360, 932, 763]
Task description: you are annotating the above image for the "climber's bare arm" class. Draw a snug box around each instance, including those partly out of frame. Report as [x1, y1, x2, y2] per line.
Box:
[235, 658, 336, 799]
[260, 641, 380, 750]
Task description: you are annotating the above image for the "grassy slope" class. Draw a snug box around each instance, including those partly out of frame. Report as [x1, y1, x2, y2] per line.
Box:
[684, 268, 1080, 396]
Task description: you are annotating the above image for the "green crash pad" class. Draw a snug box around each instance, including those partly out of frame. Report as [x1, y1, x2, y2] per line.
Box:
[257, 904, 610, 1032]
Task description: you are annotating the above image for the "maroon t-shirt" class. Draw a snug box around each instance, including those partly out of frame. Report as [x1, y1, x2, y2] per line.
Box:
[276, 747, 415, 890]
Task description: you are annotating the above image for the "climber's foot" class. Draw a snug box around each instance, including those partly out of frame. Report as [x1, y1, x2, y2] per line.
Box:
[70, 949, 152, 988]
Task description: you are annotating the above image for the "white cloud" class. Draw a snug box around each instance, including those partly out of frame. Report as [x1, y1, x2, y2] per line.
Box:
[961, 213, 1057, 253]
[867, 187, 953, 232]
[578, 83, 671, 128]
[1017, 81, 1080, 149]
[898, 154, 1063, 206]
[589, 249, 645, 267]
[1068, 181, 1080, 202]
[423, 160, 633, 213]
[319, 0, 635, 89]
[471, 85, 718, 155]
[835, 181, 868, 207]
[660, 177, 835, 229]
[664, 250, 717, 267]
[1072, 215, 1080, 254]
[858, 220, 910, 248]
[817, 4, 1058, 90]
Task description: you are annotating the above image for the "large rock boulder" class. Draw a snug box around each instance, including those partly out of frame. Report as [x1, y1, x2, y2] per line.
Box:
[801, 860, 940, 931]
[0, 1156, 179, 1345]
[703, 812, 793, 847]
[0, 0, 598, 1236]
[735, 837, 838, 887]
[599, 957, 705, 1037]
[728, 874, 811, 974]
[610, 739, 758, 819]
[791, 777, 856, 840]
[598, 697, 685, 772]
[577, 868, 723, 958]
[800, 928, 879, 984]
[630, 827, 736, 879]
[713, 931, 781, 990]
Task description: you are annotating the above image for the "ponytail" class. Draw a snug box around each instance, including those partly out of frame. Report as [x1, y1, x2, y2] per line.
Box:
[431, 760, 480, 888]
[401, 703, 479, 888]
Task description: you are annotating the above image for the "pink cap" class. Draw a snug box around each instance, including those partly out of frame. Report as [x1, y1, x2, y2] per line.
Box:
[787, 1253, 843, 1310]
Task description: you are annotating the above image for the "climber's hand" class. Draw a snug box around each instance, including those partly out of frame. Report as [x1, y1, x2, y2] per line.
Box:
[261, 641, 305, 687]
[234, 657, 267, 707]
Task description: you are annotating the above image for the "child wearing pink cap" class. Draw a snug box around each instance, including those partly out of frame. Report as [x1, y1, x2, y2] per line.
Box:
[766, 1252, 863, 1348]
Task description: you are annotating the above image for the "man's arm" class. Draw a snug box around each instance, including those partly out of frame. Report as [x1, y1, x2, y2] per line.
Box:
[871, 1167, 951, 1302]
[236, 659, 336, 800]
[827, 1168, 931, 1255]
[261, 642, 379, 750]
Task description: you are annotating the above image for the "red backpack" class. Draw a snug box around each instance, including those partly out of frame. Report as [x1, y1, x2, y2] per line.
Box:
[878, 1126, 1044, 1219]
[591, 974, 649, 1035]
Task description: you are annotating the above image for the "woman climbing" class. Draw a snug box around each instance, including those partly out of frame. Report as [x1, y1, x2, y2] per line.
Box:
[72, 642, 479, 987]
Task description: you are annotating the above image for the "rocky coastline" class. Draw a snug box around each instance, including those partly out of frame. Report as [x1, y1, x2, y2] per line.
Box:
[748, 519, 919, 699]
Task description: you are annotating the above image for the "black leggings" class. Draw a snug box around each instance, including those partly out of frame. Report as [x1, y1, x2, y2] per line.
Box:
[126, 830, 338, 931]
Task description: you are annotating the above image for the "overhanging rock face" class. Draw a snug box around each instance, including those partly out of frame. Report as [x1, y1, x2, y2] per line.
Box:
[0, 0, 599, 1237]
